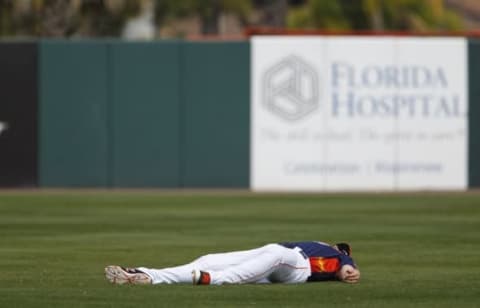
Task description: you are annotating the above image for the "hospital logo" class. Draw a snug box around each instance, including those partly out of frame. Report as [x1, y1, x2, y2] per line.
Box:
[263, 56, 319, 121]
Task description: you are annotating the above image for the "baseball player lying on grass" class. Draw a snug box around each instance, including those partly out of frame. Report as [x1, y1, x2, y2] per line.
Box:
[105, 241, 360, 285]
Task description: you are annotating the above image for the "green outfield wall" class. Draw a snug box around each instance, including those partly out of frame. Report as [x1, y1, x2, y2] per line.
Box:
[38, 40, 249, 188]
[469, 39, 480, 187]
[110, 42, 181, 187]
[39, 42, 109, 187]
[181, 42, 250, 187]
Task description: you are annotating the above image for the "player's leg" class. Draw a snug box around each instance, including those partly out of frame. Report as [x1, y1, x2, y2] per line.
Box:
[191, 245, 278, 270]
[106, 244, 310, 285]
[134, 245, 276, 284]
[136, 263, 196, 284]
[203, 244, 311, 285]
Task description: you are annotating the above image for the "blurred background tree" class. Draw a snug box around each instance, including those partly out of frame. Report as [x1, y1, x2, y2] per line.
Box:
[0, 0, 475, 38]
[288, 0, 464, 31]
[154, 0, 253, 35]
[0, 0, 141, 37]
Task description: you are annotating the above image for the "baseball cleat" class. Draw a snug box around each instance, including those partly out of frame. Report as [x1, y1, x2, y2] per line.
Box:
[105, 265, 152, 285]
[192, 269, 211, 285]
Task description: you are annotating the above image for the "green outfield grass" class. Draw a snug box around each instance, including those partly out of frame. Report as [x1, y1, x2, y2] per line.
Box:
[0, 191, 479, 307]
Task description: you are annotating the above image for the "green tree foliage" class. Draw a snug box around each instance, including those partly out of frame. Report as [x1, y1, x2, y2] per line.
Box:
[0, 0, 253, 37]
[288, 0, 464, 31]
[0, 0, 141, 37]
[288, 0, 351, 30]
[154, 0, 253, 34]
[0, 0, 465, 37]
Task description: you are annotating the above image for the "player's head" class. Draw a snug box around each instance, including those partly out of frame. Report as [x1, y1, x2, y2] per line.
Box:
[334, 242, 351, 256]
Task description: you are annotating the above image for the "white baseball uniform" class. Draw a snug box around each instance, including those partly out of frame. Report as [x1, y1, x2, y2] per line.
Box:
[137, 244, 311, 285]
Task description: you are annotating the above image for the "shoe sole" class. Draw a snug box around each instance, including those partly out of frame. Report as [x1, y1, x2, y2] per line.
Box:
[105, 265, 151, 285]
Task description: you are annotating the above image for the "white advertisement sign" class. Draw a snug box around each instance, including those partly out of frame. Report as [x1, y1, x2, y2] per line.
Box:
[251, 36, 467, 191]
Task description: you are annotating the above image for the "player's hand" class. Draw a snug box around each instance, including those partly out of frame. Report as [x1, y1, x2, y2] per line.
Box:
[337, 264, 360, 283]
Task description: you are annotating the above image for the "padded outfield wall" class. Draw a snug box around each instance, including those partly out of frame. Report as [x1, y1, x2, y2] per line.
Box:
[0, 38, 479, 189]
[38, 41, 250, 188]
[469, 39, 480, 187]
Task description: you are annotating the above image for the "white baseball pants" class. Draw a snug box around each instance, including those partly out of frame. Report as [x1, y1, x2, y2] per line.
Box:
[137, 244, 311, 285]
